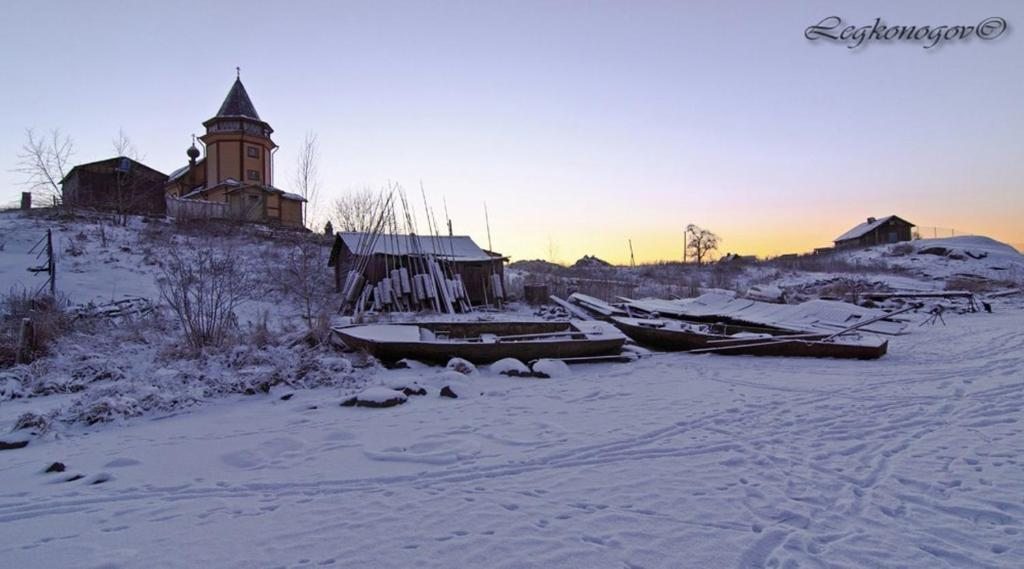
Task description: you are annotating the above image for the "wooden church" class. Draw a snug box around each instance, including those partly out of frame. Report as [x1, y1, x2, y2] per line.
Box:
[165, 73, 305, 227]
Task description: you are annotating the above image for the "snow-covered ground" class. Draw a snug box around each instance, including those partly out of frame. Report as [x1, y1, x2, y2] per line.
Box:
[843, 236, 1024, 282]
[2, 211, 1023, 568]
[1, 306, 1022, 568]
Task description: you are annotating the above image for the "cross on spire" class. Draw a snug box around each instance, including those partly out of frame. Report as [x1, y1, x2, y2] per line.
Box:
[236, 66, 240, 79]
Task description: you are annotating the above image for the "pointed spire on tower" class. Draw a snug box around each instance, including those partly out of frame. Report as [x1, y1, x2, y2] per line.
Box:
[215, 72, 261, 120]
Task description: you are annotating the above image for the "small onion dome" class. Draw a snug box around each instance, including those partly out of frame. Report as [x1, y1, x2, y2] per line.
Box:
[187, 144, 201, 160]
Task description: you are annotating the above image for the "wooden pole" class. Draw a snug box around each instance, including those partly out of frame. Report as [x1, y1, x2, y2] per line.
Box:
[15, 318, 33, 364]
[47, 229, 55, 296]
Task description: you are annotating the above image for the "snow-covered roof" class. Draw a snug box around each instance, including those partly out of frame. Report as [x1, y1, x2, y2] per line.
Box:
[168, 165, 189, 181]
[179, 186, 208, 199]
[834, 215, 913, 243]
[335, 232, 496, 262]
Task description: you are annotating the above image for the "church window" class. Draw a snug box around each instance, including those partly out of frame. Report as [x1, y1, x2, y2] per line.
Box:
[247, 146, 260, 158]
[247, 169, 260, 181]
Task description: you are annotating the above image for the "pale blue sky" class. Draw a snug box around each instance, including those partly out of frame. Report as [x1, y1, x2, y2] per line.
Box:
[2, 1, 1021, 261]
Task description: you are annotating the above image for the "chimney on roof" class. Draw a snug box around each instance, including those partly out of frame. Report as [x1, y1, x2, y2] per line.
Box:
[867, 217, 876, 223]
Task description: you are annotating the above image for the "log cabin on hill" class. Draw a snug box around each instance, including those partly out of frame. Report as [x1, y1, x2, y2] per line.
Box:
[60, 156, 168, 215]
[328, 232, 507, 306]
[834, 215, 915, 249]
[164, 74, 305, 227]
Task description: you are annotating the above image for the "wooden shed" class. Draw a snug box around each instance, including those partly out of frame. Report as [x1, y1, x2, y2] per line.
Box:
[60, 156, 168, 215]
[328, 233, 507, 306]
[834, 215, 915, 249]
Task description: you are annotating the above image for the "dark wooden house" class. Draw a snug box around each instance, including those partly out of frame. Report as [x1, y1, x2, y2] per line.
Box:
[834, 215, 915, 249]
[61, 156, 168, 215]
[328, 232, 507, 306]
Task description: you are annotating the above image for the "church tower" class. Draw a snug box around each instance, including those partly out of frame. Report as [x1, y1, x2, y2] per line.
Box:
[200, 73, 277, 188]
[165, 71, 304, 227]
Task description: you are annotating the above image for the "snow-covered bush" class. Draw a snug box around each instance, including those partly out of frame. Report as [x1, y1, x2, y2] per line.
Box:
[0, 373, 25, 400]
[294, 353, 357, 389]
[13, 410, 53, 433]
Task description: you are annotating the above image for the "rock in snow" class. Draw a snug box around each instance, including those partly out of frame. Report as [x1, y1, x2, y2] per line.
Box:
[381, 377, 428, 396]
[490, 358, 531, 377]
[446, 357, 477, 375]
[341, 387, 408, 408]
[531, 359, 571, 378]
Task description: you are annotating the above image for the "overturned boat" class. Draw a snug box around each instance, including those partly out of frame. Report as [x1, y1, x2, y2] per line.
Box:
[610, 317, 888, 360]
[332, 320, 627, 364]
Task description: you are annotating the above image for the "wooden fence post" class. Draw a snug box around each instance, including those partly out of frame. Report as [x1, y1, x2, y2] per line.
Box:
[15, 318, 34, 365]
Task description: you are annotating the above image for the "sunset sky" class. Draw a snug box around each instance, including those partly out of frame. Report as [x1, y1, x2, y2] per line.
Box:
[1, 1, 1021, 263]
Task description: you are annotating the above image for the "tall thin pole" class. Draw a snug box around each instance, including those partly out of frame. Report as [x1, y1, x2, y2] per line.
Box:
[484, 202, 493, 252]
[683, 226, 688, 264]
[628, 239, 635, 268]
[443, 196, 453, 237]
[47, 229, 55, 296]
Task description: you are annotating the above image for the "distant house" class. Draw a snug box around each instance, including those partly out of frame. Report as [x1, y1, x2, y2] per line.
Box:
[719, 253, 757, 264]
[834, 215, 915, 249]
[60, 156, 168, 215]
[328, 232, 507, 306]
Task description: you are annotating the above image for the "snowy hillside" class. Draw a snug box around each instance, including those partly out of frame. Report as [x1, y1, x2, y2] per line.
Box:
[843, 235, 1024, 281]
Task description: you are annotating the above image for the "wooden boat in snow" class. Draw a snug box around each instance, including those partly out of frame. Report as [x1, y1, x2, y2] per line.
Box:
[610, 317, 888, 360]
[332, 320, 627, 364]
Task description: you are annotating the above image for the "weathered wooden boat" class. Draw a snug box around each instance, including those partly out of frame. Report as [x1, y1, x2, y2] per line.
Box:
[332, 320, 627, 364]
[610, 317, 888, 360]
[614, 292, 911, 336]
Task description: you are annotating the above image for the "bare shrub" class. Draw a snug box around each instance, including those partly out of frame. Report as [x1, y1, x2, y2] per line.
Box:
[158, 247, 251, 351]
[0, 290, 69, 367]
[13, 410, 54, 433]
[766, 253, 906, 275]
[246, 309, 275, 348]
[945, 276, 1006, 294]
[707, 264, 740, 290]
[888, 243, 914, 256]
[266, 239, 336, 343]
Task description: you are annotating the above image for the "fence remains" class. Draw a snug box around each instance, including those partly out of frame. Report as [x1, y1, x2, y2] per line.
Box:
[165, 195, 227, 221]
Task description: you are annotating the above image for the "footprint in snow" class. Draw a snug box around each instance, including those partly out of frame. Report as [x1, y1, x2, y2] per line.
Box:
[104, 457, 141, 468]
[363, 439, 482, 466]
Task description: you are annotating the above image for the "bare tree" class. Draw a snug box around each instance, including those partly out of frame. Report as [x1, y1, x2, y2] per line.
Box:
[332, 188, 382, 233]
[111, 128, 142, 160]
[158, 246, 251, 351]
[294, 131, 320, 228]
[685, 224, 720, 266]
[268, 238, 336, 342]
[109, 129, 151, 225]
[15, 128, 74, 204]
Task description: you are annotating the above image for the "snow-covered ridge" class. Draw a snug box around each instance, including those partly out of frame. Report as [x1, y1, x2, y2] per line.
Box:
[843, 235, 1024, 280]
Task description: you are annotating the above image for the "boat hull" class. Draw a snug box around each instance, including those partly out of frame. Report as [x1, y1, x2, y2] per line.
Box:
[333, 321, 627, 364]
[611, 318, 887, 360]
